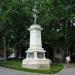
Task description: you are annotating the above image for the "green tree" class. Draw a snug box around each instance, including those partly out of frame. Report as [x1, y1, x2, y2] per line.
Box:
[0, 0, 75, 58]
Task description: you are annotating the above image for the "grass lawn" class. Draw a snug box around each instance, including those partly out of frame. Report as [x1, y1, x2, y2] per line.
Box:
[0, 60, 64, 74]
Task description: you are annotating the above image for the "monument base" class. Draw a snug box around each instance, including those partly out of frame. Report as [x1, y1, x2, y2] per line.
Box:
[22, 59, 50, 70]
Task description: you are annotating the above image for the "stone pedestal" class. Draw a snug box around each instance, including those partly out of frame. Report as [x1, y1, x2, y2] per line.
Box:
[22, 24, 51, 70]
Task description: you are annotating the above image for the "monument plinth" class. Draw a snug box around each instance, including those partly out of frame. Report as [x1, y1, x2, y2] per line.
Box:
[22, 24, 50, 69]
[22, 2, 51, 70]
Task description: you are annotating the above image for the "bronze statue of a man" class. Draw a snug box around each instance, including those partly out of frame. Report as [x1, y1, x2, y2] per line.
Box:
[32, 2, 39, 24]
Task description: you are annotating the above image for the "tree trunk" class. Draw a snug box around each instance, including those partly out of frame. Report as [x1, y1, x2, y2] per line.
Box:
[3, 36, 6, 61]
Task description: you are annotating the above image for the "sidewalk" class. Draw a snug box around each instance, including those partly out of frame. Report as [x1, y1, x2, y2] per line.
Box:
[0, 66, 51, 75]
[57, 64, 75, 75]
[0, 64, 75, 75]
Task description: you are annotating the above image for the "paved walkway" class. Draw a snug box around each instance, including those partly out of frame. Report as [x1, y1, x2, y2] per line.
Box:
[57, 64, 75, 75]
[57, 68, 75, 75]
[0, 66, 49, 75]
[0, 64, 75, 75]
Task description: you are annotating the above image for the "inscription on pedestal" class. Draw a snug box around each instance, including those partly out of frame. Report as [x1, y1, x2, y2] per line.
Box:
[37, 52, 44, 59]
[28, 53, 34, 58]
